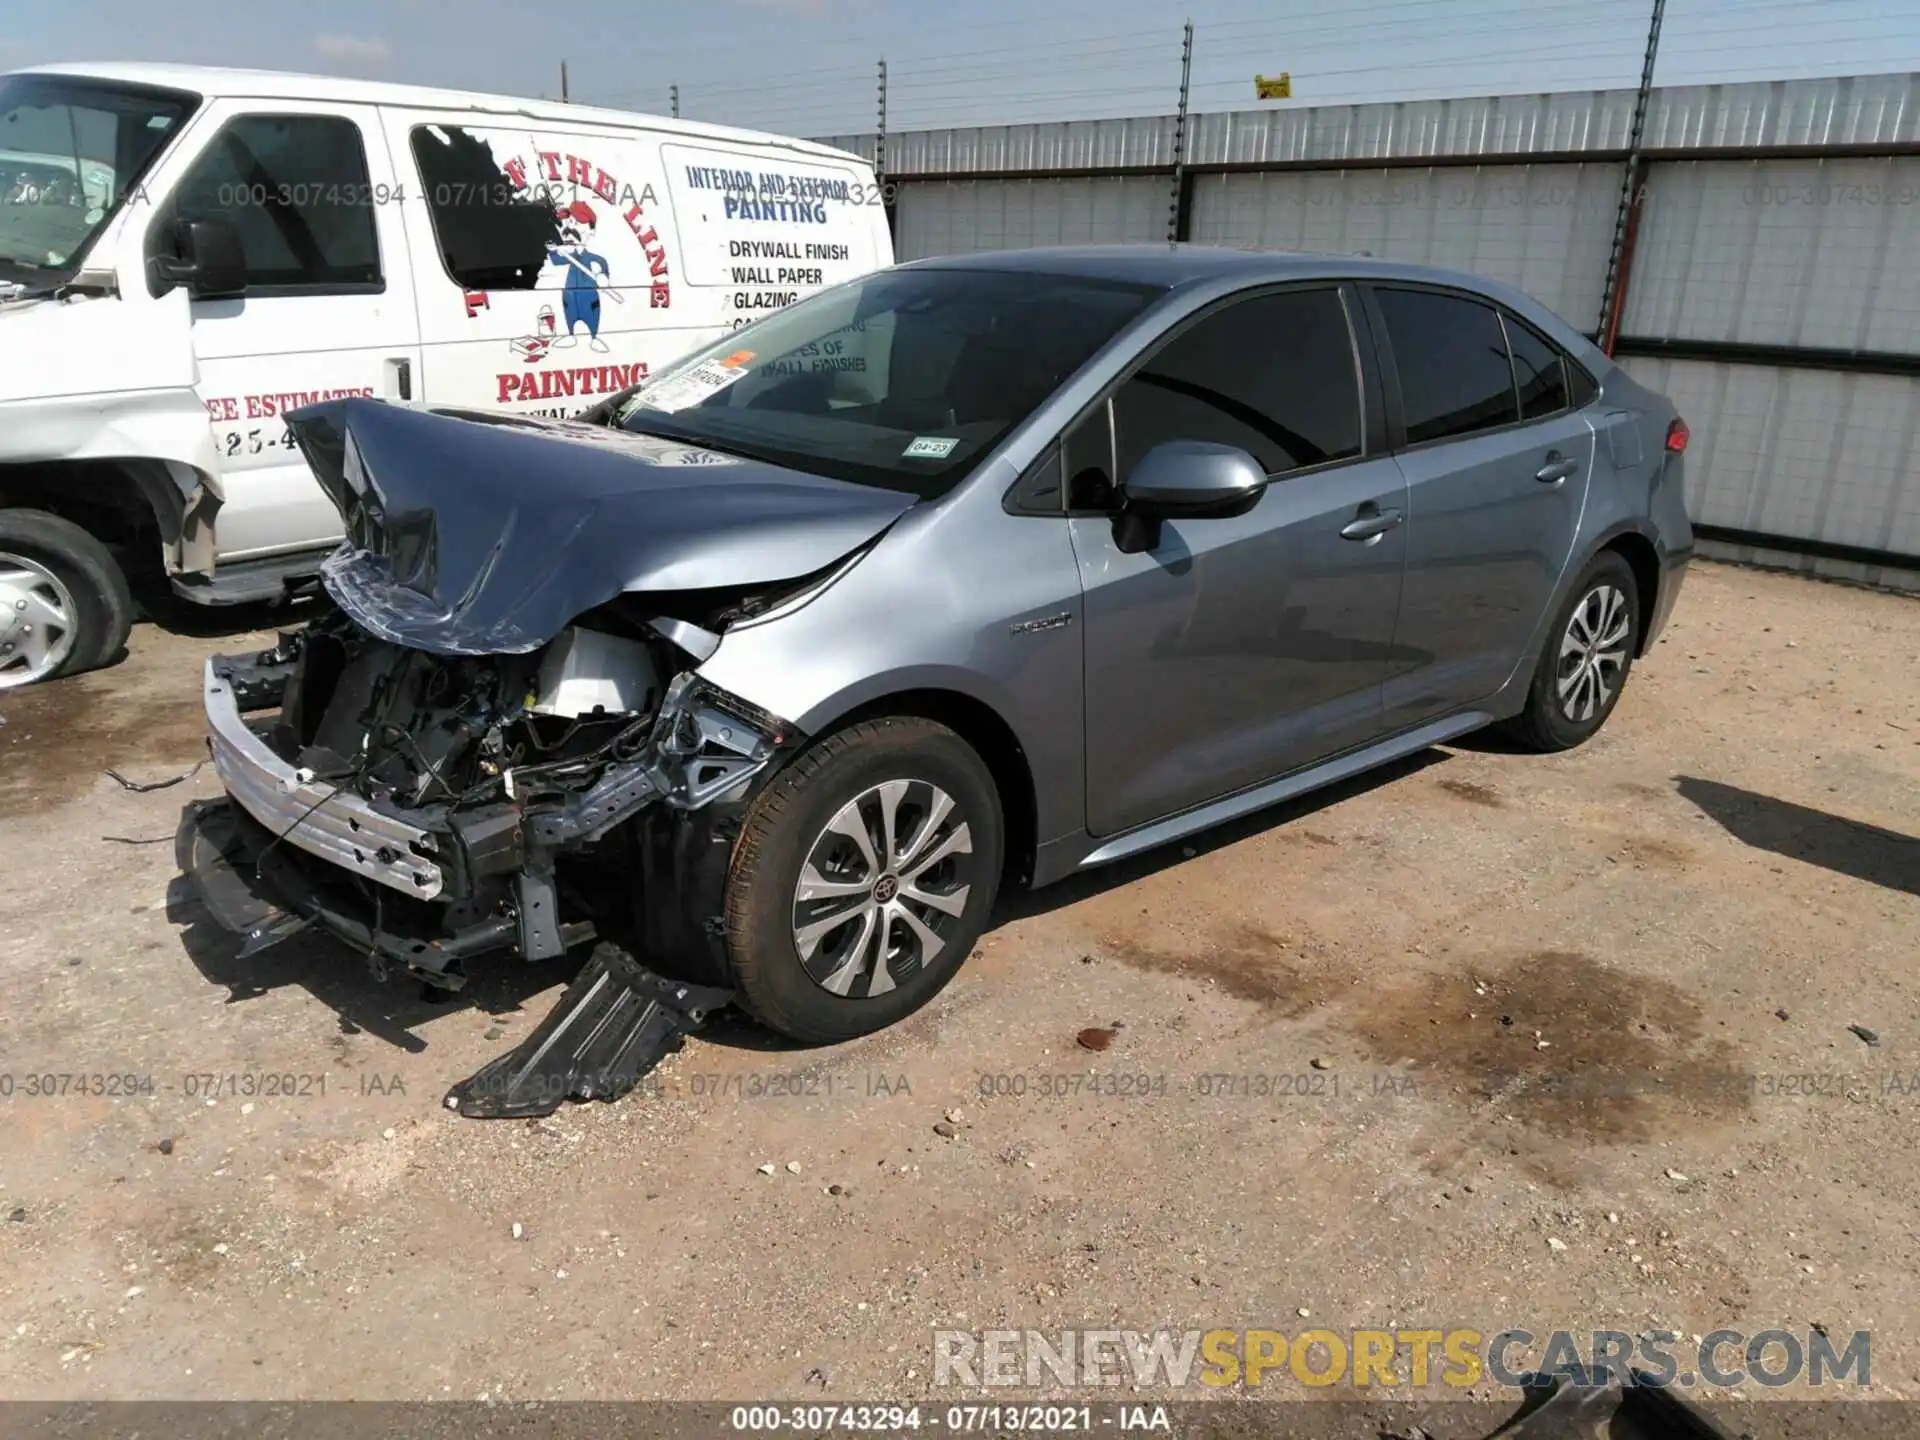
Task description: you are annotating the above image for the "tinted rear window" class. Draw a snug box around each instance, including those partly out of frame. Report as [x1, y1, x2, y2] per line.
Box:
[1375, 287, 1520, 445]
[1504, 313, 1571, 421]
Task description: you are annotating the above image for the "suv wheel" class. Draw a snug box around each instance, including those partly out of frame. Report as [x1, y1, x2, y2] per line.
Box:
[0, 509, 134, 689]
[1503, 550, 1641, 752]
[725, 716, 1003, 1044]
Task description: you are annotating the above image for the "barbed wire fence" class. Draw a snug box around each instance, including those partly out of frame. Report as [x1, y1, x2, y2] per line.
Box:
[585, 0, 1920, 144]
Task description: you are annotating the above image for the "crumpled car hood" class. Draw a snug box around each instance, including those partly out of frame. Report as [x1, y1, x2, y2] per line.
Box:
[284, 398, 916, 656]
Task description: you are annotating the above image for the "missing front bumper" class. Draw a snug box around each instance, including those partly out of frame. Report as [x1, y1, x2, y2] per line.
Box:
[176, 798, 585, 985]
[177, 799, 733, 1120]
[202, 658, 444, 899]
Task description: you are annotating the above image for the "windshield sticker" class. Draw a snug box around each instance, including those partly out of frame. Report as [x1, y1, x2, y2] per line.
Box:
[903, 436, 960, 460]
[638, 356, 755, 414]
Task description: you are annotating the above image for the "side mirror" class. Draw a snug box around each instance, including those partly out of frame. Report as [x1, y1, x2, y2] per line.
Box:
[1122, 440, 1268, 519]
[154, 217, 248, 299]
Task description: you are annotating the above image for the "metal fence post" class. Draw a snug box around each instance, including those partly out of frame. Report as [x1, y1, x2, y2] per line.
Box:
[1598, 0, 1666, 352]
[877, 58, 894, 243]
[1169, 19, 1194, 243]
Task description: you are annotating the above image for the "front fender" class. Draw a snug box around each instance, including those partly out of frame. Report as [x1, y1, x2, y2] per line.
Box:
[0, 388, 222, 500]
[0, 389, 223, 573]
[694, 490, 1088, 851]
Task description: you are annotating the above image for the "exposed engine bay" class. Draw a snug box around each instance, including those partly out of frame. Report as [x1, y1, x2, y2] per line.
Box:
[187, 599, 800, 995]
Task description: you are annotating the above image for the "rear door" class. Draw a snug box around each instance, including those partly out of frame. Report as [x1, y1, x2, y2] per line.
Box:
[149, 100, 422, 558]
[1363, 284, 1594, 730]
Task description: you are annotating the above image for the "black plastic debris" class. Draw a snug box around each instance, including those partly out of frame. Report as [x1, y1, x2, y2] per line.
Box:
[1485, 1369, 1734, 1439]
[175, 798, 300, 944]
[445, 944, 733, 1119]
[108, 759, 208, 793]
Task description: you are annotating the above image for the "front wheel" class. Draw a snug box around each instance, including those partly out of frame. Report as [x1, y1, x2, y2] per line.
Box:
[724, 716, 1004, 1044]
[1501, 550, 1641, 753]
[0, 509, 134, 689]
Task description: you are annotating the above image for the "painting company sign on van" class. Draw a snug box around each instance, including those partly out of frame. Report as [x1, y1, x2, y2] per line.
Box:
[459, 133, 675, 410]
[662, 143, 883, 327]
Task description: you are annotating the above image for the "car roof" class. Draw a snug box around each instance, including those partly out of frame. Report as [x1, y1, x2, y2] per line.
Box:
[904, 244, 1604, 356]
[905, 243, 1509, 292]
[10, 62, 867, 168]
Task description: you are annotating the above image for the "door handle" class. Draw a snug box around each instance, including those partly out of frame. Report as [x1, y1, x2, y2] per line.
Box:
[1339, 505, 1405, 543]
[1536, 452, 1579, 484]
[386, 356, 413, 401]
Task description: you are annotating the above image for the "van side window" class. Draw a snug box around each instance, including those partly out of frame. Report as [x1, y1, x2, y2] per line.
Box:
[410, 125, 563, 290]
[170, 115, 380, 290]
[1373, 287, 1520, 445]
[1501, 312, 1571, 421]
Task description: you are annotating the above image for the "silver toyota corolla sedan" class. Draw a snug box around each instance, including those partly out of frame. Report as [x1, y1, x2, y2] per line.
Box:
[181, 246, 1692, 1107]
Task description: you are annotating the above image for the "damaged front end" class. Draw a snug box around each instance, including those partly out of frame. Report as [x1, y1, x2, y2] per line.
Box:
[176, 397, 910, 1115]
[179, 610, 796, 1116]
[183, 608, 795, 988]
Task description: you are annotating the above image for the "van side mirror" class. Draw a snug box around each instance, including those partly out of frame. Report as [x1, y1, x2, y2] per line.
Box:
[153, 217, 248, 299]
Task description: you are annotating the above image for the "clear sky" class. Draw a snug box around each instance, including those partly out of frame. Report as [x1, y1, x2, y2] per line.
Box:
[6, 0, 1920, 138]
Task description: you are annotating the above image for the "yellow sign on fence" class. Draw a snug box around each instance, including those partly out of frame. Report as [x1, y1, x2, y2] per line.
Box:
[1255, 73, 1293, 100]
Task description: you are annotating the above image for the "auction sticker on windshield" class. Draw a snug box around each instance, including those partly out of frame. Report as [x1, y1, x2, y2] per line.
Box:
[639, 350, 756, 413]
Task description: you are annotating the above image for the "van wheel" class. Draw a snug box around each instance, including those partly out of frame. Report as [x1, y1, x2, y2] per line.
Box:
[724, 716, 1003, 1044]
[1501, 551, 1641, 752]
[0, 509, 134, 689]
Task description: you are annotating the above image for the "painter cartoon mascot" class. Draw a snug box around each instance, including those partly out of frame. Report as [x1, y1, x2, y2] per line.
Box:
[548, 199, 618, 352]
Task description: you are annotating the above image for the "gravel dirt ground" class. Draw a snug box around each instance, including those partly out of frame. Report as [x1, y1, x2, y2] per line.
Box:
[0, 562, 1916, 1422]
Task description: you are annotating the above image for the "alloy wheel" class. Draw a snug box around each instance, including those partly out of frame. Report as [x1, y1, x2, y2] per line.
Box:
[790, 778, 976, 999]
[1556, 582, 1631, 723]
[0, 552, 79, 689]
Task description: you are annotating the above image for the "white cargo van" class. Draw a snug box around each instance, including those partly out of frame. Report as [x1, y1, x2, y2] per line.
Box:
[0, 64, 893, 687]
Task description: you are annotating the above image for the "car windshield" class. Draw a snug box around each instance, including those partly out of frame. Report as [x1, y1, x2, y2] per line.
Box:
[615, 267, 1162, 497]
[0, 74, 198, 289]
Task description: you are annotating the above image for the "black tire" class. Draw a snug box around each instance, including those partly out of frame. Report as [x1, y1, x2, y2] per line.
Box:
[0, 508, 134, 686]
[725, 716, 1004, 1044]
[1501, 550, 1641, 753]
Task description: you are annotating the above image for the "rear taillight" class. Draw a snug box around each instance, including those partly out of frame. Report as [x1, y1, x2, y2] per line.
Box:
[1666, 417, 1690, 454]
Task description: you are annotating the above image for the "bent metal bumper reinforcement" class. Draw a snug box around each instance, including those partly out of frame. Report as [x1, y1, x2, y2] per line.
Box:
[445, 943, 735, 1119]
[202, 658, 444, 899]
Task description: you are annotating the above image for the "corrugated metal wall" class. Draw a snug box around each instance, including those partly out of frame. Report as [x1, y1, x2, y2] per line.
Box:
[1623, 157, 1920, 351]
[1620, 356, 1920, 584]
[895, 176, 1169, 257]
[822, 73, 1920, 588]
[1187, 163, 1622, 330]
